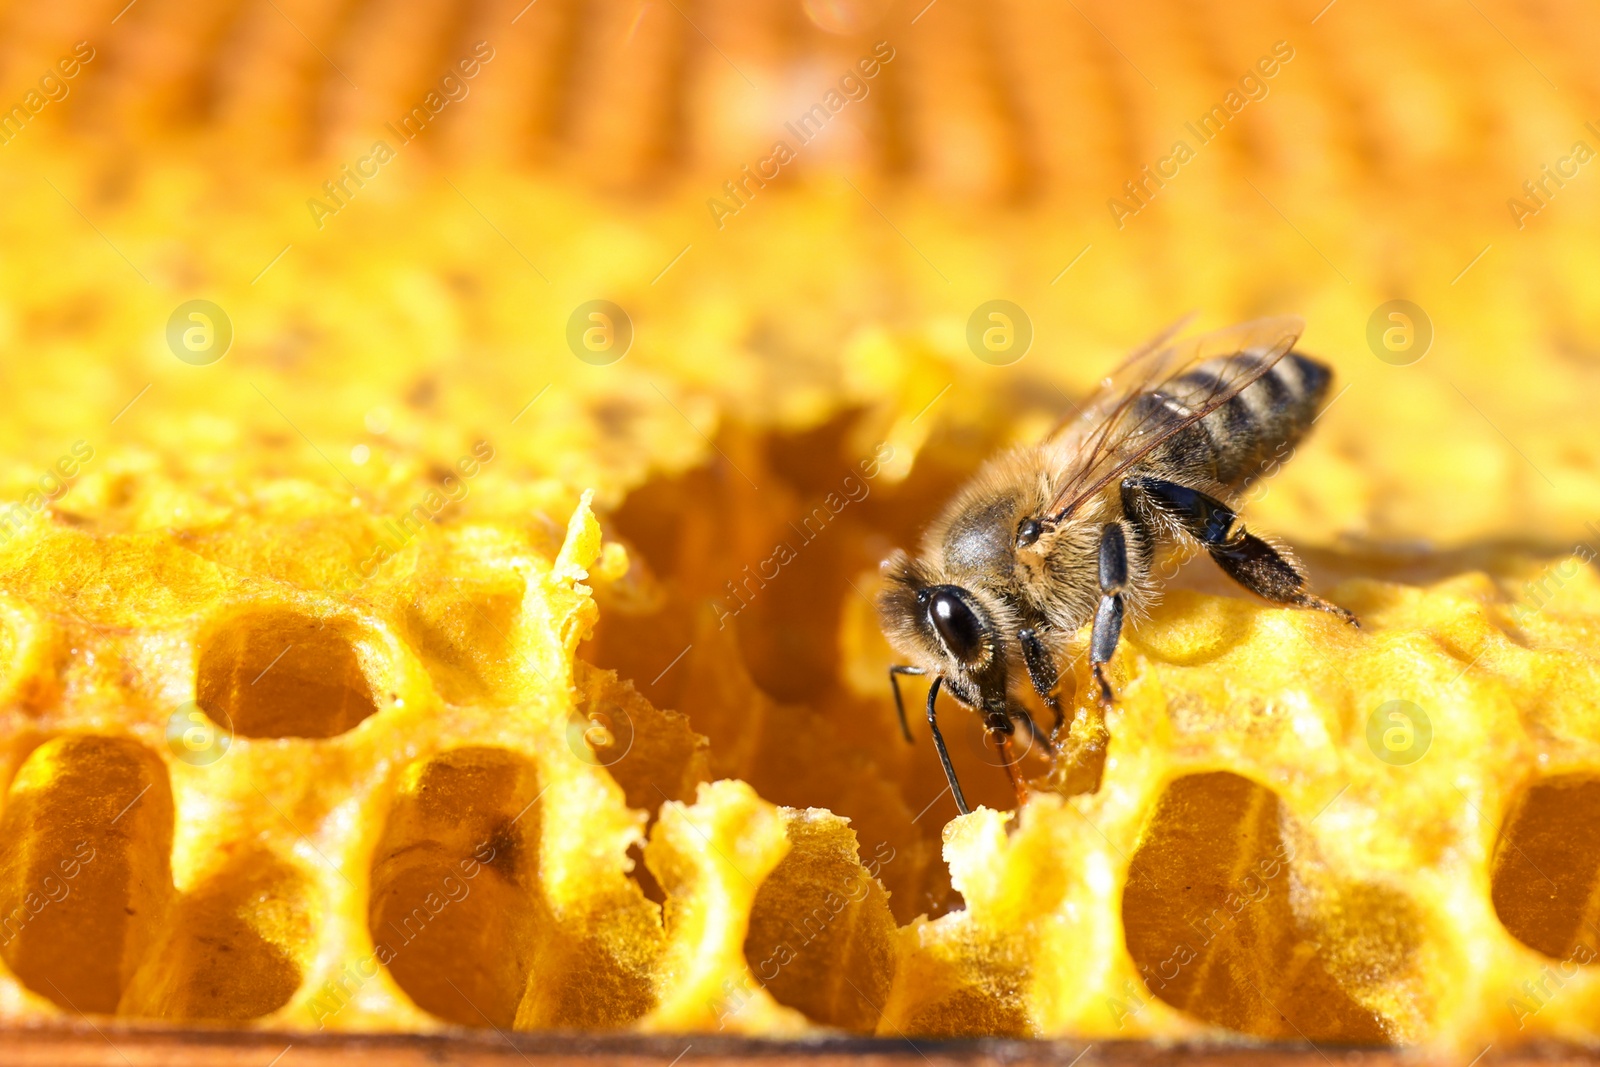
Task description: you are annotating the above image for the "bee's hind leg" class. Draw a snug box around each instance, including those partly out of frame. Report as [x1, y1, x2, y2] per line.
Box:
[1124, 476, 1358, 627]
[1210, 533, 1358, 626]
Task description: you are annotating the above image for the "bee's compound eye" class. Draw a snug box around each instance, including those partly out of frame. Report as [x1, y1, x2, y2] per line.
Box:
[928, 589, 985, 664]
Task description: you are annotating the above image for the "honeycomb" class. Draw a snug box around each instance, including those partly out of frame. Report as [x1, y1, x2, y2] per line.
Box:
[0, 0, 1599, 1055]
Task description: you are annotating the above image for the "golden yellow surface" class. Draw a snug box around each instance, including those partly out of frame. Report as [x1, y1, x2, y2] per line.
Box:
[0, 0, 1598, 1053]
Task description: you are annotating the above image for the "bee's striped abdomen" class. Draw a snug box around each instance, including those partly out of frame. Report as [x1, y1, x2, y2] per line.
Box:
[1144, 352, 1333, 493]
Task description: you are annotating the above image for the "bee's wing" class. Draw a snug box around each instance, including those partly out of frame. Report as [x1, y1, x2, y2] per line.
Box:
[1037, 312, 1199, 442]
[1040, 316, 1305, 523]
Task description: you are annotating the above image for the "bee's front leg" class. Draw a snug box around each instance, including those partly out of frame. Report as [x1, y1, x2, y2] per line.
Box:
[887, 664, 925, 743]
[1091, 522, 1129, 708]
[1018, 627, 1064, 738]
[984, 712, 1029, 810]
[1015, 708, 1053, 753]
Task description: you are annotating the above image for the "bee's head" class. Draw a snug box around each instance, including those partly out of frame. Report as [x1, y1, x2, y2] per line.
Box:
[877, 550, 1009, 713]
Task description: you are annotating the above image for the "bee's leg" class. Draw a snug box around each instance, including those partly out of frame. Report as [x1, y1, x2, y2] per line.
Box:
[1211, 534, 1358, 625]
[1016, 708, 1052, 754]
[1124, 476, 1358, 626]
[888, 665, 924, 743]
[986, 714, 1028, 809]
[1090, 522, 1130, 708]
[925, 677, 970, 815]
[1018, 627, 1065, 738]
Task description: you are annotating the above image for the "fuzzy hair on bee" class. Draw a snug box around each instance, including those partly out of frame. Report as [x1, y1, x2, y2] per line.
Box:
[876, 317, 1357, 816]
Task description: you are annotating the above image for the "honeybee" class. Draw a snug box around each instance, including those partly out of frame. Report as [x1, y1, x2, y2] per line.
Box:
[877, 316, 1356, 813]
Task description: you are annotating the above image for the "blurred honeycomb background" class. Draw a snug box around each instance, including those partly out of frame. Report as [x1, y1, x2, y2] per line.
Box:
[0, 0, 1598, 1054]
